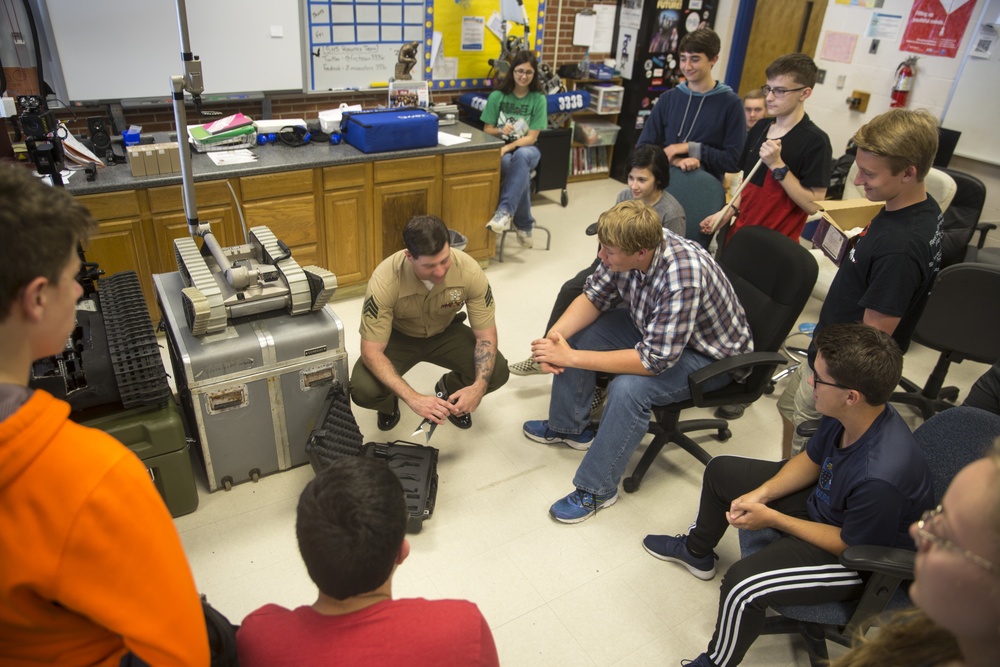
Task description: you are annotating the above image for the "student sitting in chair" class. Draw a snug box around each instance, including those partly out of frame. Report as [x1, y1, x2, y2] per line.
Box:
[644, 324, 933, 667]
[237, 457, 499, 666]
[482, 50, 548, 249]
[510, 145, 686, 377]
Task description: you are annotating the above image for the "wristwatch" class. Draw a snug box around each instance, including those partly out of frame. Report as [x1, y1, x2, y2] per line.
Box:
[772, 166, 790, 182]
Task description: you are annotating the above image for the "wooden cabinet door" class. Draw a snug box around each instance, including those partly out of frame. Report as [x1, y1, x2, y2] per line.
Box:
[442, 172, 499, 260]
[242, 194, 321, 269]
[150, 205, 240, 275]
[83, 218, 154, 314]
[372, 178, 439, 260]
[323, 186, 369, 287]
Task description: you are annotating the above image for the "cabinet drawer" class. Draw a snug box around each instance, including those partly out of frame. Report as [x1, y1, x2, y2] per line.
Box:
[78, 191, 141, 220]
[443, 150, 499, 176]
[147, 180, 235, 213]
[241, 170, 314, 201]
[323, 163, 369, 190]
[374, 156, 438, 184]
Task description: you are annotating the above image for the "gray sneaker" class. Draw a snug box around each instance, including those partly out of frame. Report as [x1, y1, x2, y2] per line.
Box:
[515, 228, 533, 248]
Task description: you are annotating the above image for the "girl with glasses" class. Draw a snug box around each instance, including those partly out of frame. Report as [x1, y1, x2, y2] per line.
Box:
[481, 50, 547, 249]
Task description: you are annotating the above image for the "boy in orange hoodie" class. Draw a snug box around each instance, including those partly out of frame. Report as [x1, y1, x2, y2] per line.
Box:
[0, 166, 208, 666]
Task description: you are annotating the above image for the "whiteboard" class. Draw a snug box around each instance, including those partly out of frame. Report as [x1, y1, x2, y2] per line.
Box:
[303, 0, 424, 91]
[36, 0, 303, 102]
[309, 43, 423, 91]
[943, 0, 999, 166]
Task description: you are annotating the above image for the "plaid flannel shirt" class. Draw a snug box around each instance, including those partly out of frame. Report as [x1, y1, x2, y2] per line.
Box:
[583, 231, 753, 375]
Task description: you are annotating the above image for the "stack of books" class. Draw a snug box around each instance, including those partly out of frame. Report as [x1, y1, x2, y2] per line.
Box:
[187, 113, 255, 151]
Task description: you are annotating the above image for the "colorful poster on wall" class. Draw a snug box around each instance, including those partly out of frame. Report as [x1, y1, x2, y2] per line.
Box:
[899, 0, 976, 58]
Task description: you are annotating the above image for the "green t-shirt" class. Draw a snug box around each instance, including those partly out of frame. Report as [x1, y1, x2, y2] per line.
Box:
[480, 90, 547, 143]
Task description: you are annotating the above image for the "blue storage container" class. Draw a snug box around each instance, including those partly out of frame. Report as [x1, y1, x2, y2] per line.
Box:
[341, 108, 438, 153]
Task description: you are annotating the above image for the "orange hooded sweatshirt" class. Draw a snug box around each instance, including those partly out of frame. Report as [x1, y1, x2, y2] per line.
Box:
[0, 390, 208, 666]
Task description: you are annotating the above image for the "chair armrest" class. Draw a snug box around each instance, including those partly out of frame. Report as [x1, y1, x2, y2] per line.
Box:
[796, 419, 821, 439]
[975, 221, 997, 249]
[688, 352, 788, 402]
[839, 545, 915, 580]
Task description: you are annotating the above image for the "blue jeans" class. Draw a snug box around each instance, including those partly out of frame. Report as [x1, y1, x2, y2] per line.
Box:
[547, 309, 732, 496]
[498, 145, 540, 231]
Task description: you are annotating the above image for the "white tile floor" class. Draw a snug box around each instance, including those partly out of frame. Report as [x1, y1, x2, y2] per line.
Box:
[171, 178, 991, 666]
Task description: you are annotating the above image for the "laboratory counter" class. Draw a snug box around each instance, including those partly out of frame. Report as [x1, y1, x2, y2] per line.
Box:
[66, 122, 504, 315]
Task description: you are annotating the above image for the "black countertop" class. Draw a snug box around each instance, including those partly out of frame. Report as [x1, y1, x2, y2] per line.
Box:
[65, 121, 503, 196]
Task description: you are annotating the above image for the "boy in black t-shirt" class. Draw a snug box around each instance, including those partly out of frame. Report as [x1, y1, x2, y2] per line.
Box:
[777, 108, 943, 458]
[700, 53, 832, 243]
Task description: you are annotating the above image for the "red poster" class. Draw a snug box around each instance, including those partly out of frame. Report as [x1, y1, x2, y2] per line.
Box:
[900, 0, 976, 58]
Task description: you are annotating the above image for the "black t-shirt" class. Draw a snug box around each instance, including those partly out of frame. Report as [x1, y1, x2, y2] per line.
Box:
[811, 196, 943, 365]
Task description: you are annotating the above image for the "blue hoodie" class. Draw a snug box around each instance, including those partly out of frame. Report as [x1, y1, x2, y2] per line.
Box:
[636, 81, 746, 181]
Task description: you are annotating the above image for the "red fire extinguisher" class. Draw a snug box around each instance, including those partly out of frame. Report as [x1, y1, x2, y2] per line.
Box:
[891, 56, 918, 108]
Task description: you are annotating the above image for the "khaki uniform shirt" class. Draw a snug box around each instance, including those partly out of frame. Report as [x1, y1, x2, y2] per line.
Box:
[360, 249, 496, 343]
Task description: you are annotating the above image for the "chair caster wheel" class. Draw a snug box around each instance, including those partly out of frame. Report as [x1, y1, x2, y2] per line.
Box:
[623, 477, 639, 493]
[763, 381, 775, 395]
[222, 476, 233, 491]
[560, 189, 568, 207]
[717, 428, 732, 442]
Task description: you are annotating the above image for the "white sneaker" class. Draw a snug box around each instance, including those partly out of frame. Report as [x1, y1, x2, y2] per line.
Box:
[516, 228, 533, 248]
[486, 212, 513, 234]
[510, 357, 542, 376]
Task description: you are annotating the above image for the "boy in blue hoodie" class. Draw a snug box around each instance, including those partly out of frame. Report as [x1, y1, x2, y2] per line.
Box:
[636, 28, 745, 182]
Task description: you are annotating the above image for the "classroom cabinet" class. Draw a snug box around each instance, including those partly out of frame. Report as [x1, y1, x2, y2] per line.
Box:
[322, 163, 372, 288]
[441, 150, 500, 259]
[148, 180, 243, 277]
[76, 191, 154, 313]
[240, 170, 322, 269]
[74, 145, 501, 318]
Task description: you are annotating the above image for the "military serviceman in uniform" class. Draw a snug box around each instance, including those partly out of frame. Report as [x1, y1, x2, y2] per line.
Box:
[350, 215, 509, 431]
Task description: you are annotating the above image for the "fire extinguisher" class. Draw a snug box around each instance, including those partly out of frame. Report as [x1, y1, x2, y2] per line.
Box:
[891, 56, 918, 108]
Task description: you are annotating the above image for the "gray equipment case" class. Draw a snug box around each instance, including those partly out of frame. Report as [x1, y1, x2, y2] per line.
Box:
[154, 272, 348, 491]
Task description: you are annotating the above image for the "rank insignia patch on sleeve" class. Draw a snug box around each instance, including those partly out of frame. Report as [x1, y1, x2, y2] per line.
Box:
[363, 295, 379, 319]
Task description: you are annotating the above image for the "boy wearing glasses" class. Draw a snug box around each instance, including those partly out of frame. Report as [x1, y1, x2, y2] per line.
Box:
[701, 53, 832, 243]
[643, 323, 933, 667]
[636, 28, 745, 181]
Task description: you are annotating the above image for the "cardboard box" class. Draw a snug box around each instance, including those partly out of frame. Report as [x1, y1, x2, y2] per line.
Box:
[126, 146, 146, 177]
[812, 199, 883, 265]
[155, 147, 172, 174]
[142, 149, 159, 176]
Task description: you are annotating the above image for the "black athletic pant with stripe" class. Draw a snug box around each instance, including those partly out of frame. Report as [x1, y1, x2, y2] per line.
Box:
[687, 456, 865, 667]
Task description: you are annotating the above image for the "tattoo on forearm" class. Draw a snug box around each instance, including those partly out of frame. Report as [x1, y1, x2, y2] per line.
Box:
[474, 340, 495, 383]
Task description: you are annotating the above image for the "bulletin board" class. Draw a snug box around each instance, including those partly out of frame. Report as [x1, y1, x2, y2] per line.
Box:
[423, 0, 545, 90]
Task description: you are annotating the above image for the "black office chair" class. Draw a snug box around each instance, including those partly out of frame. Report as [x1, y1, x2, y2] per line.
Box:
[622, 226, 818, 492]
[738, 406, 1000, 666]
[938, 167, 987, 268]
[891, 262, 1000, 420]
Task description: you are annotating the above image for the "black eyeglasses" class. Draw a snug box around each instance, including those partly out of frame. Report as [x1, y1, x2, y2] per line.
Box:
[761, 85, 807, 98]
[917, 505, 996, 573]
[513, 69, 535, 78]
[811, 372, 853, 391]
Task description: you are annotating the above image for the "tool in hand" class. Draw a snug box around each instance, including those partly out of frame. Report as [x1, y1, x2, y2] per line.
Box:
[411, 385, 449, 443]
[705, 156, 765, 235]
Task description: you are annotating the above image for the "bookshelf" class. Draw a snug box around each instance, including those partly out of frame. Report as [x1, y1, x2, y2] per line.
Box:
[565, 77, 622, 183]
